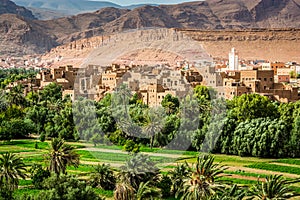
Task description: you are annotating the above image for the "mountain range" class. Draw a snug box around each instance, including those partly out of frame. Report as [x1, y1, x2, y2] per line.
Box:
[0, 0, 36, 19]
[1, 0, 300, 56]
[12, 0, 158, 19]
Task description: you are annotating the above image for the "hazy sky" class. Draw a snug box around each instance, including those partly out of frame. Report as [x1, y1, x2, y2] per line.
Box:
[100, 0, 197, 6]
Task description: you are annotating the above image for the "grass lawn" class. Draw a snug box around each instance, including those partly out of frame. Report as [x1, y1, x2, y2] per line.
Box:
[274, 159, 300, 166]
[78, 149, 178, 164]
[219, 177, 257, 185]
[247, 163, 300, 175]
[224, 170, 269, 178]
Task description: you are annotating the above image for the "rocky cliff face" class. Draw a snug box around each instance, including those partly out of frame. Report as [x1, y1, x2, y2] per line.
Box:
[0, 0, 36, 19]
[0, 14, 57, 55]
[37, 7, 130, 44]
[246, 0, 300, 28]
[180, 28, 300, 62]
[179, 28, 300, 42]
[35, 0, 300, 43]
[43, 28, 300, 67]
[2, 0, 300, 56]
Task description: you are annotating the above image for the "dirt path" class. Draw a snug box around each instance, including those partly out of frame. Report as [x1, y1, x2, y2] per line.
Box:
[80, 160, 122, 168]
[227, 166, 300, 179]
[79, 147, 186, 159]
[79, 148, 300, 179]
[271, 162, 300, 168]
[222, 174, 261, 182]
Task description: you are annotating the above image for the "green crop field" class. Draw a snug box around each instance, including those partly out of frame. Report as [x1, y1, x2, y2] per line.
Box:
[2, 139, 300, 199]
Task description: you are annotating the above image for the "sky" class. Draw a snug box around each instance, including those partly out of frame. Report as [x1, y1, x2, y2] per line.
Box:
[96, 0, 198, 6]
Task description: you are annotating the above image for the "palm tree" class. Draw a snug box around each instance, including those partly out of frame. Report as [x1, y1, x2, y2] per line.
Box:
[143, 107, 165, 149]
[0, 152, 27, 190]
[90, 164, 116, 190]
[114, 182, 135, 200]
[209, 184, 247, 200]
[119, 154, 159, 190]
[47, 138, 80, 175]
[7, 84, 27, 107]
[0, 90, 8, 112]
[164, 101, 177, 115]
[249, 175, 297, 200]
[176, 154, 226, 200]
[169, 161, 191, 195]
[135, 181, 161, 200]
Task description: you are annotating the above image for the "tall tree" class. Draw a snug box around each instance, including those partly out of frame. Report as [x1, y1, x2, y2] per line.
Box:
[169, 162, 191, 195]
[6, 84, 27, 108]
[177, 154, 226, 200]
[161, 94, 179, 115]
[143, 107, 165, 149]
[228, 94, 278, 122]
[135, 181, 161, 200]
[119, 154, 159, 190]
[0, 153, 27, 191]
[249, 175, 297, 200]
[41, 82, 62, 104]
[114, 182, 135, 200]
[47, 138, 80, 175]
[89, 164, 116, 190]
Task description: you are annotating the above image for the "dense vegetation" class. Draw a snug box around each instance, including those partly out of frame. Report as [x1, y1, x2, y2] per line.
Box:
[0, 68, 37, 89]
[0, 144, 298, 200]
[1, 70, 300, 199]
[1, 70, 300, 158]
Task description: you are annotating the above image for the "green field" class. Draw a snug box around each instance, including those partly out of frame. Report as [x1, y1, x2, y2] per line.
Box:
[2, 139, 300, 199]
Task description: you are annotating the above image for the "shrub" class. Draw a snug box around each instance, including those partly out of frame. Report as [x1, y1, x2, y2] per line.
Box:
[30, 164, 50, 189]
[123, 140, 140, 153]
[157, 174, 172, 198]
[89, 164, 116, 190]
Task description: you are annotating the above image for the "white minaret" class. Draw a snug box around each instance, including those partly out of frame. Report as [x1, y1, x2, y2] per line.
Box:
[228, 48, 239, 71]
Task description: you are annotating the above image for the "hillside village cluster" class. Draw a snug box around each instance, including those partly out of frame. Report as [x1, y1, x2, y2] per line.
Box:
[3, 48, 300, 105]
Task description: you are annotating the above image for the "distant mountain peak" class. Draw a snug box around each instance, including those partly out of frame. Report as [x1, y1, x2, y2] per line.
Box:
[1, 0, 300, 56]
[0, 0, 36, 19]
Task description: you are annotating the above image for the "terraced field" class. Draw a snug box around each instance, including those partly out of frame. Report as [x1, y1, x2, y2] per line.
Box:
[2, 139, 300, 198]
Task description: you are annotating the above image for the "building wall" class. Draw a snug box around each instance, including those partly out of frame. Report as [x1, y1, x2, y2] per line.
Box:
[276, 68, 291, 83]
[276, 75, 290, 83]
[270, 62, 285, 75]
[140, 84, 176, 107]
[240, 70, 274, 93]
[101, 73, 118, 90]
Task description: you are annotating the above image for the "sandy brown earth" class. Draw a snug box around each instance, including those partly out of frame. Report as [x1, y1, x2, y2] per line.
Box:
[181, 29, 300, 63]
[227, 166, 300, 179]
[42, 28, 300, 68]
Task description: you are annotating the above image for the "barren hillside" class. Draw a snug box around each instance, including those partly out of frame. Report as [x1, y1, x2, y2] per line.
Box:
[43, 28, 300, 67]
[2, 0, 300, 56]
[180, 29, 300, 62]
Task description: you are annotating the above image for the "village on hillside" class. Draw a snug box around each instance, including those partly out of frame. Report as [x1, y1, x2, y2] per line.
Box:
[2, 47, 300, 105]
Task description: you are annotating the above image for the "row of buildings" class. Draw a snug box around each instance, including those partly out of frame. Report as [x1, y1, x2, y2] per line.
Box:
[6, 48, 300, 106]
[201, 48, 300, 102]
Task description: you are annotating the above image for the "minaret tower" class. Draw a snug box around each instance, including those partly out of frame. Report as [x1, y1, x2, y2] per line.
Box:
[228, 48, 239, 71]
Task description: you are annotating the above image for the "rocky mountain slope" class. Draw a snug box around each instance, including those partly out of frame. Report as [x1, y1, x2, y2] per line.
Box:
[1, 0, 300, 56]
[35, 0, 300, 42]
[181, 28, 300, 62]
[0, 0, 36, 19]
[43, 28, 300, 67]
[0, 14, 57, 55]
